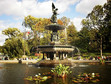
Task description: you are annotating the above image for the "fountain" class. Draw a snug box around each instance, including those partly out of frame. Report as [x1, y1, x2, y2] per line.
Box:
[37, 3, 74, 66]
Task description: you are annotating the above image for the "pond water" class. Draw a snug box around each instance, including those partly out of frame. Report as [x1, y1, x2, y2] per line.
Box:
[0, 63, 111, 84]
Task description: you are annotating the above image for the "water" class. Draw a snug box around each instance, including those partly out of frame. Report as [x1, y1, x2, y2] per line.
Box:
[0, 63, 111, 84]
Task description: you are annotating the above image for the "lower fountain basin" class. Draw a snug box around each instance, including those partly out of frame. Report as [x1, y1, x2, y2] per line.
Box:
[38, 45, 74, 52]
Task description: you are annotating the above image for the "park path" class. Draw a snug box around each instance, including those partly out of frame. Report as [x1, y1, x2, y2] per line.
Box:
[0, 60, 37, 64]
[0, 59, 111, 64]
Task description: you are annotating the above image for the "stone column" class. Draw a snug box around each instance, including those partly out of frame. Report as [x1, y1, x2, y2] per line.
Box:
[45, 53, 48, 60]
[49, 53, 51, 60]
[50, 53, 54, 60]
[43, 53, 45, 60]
[63, 53, 65, 60]
[66, 53, 67, 58]
[54, 53, 56, 60]
[56, 52, 59, 60]
[61, 52, 63, 60]
[65, 53, 67, 59]
[59, 52, 60, 60]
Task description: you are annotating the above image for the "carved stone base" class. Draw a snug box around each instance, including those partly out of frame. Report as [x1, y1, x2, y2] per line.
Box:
[50, 41, 60, 45]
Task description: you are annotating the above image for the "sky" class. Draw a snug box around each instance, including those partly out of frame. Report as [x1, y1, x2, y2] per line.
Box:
[0, 0, 107, 45]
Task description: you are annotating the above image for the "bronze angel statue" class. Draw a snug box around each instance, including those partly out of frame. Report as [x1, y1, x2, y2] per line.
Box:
[50, 3, 58, 23]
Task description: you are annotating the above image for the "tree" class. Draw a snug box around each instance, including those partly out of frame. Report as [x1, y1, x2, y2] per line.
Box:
[67, 22, 78, 45]
[2, 28, 22, 38]
[22, 15, 40, 31]
[22, 15, 51, 34]
[22, 15, 52, 47]
[2, 37, 30, 58]
[0, 46, 2, 53]
[75, 27, 90, 53]
[59, 16, 70, 44]
[2, 28, 30, 58]
[103, 1, 111, 50]
[79, 19, 100, 52]
[60, 16, 70, 26]
[86, 5, 105, 57]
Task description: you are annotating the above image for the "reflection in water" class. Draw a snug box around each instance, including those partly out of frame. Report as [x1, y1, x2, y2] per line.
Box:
[0, 63, 111, 84]
[52, 76, 68, 84]
[78, 65, 89, 67]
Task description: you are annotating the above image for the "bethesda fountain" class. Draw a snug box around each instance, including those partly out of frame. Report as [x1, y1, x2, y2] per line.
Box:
[37, 3, 74, 66]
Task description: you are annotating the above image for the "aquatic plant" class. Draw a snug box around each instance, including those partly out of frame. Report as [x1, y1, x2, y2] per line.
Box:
[99, 58, 105, 64]
[72, 73, 100, 83]
[24, 73, 52, 82]
[51, 64, 72, 78]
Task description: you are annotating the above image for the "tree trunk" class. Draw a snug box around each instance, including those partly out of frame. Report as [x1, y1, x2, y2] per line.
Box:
[24, 48, 25, 55]
[100, 36, 102, 57]
[23, 40, 25, 55]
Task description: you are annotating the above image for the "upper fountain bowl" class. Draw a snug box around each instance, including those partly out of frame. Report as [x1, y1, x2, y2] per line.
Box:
[45, 24, 65, 32]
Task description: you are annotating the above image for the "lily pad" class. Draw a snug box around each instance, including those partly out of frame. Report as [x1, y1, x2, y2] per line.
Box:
[42, 76, 48, 80]
[72, 73, 100, 83]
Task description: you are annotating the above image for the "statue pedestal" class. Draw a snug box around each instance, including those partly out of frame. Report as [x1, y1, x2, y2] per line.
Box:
[50, 41, 60, 45]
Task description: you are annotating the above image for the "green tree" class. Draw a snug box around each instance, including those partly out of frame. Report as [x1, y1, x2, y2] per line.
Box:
[60, 16, 70, 26]
[2, 28, 22, 38]
[60, 16, 70, 44]
[86, 5, 105, 57]
[103, 1, 111, 50]
[2, 28, 30, 58]
[22, 15, 51, 48]
[2, 37, 30, 58]
[67, 22, 78, 45]
[79, 19, 99, 52]
[75, 27, 90, 53]
[80, 1, 111, 54]
[0, 46, 2, 53]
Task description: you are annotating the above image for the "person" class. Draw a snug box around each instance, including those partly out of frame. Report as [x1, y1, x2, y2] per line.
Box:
[5, 56, 8, 60]
[18, 58, 22, 63]
[95, 56, 98, 60]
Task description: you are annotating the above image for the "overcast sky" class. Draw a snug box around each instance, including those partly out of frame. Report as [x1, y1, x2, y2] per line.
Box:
[0, 0, 107, 45]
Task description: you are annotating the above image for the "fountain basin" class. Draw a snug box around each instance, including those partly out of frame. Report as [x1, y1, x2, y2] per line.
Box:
[37, 45, 74, 62]
[45, 24, 64, 32]
[38, 45, 74, 52]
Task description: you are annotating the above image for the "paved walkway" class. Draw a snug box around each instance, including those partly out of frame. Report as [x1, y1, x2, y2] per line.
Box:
[0, 60, 111, 64]
[0, 60, 37, 64]
[66, 58, 100, 63]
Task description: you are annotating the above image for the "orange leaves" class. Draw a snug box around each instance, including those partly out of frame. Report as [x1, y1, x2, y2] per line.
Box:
[35, 21, 42, 26]
[57, 19, 63, 25]
[34, 18, 51, 33]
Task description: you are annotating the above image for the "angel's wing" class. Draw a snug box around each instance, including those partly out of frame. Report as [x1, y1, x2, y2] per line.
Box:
[52, 3, 55, 11]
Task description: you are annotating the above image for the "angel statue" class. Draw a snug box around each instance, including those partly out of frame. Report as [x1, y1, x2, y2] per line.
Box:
[50, 3, 58, 23]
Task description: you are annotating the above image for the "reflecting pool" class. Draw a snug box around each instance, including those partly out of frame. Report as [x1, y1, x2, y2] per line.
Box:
[0, 63, 111, 84]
